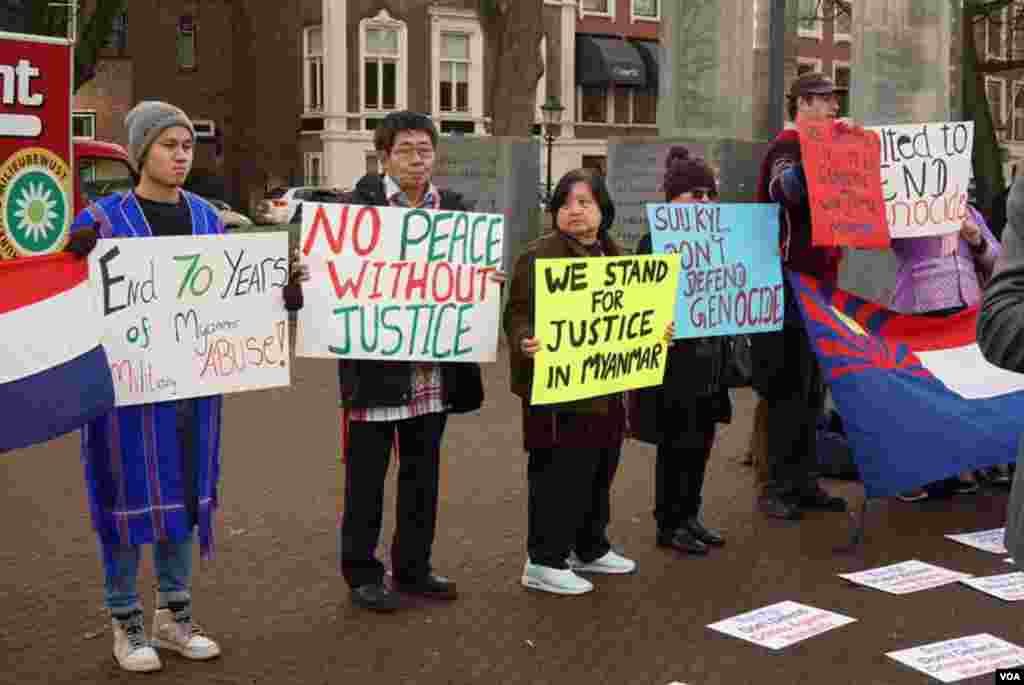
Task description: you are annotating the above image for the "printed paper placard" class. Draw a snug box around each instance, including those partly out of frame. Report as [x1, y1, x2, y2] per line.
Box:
[530, 255, 679, 405]
[868, 121, 973, 239]
[945, 528, 1008, 555]
[296, 203, 504, 362]
[646, 203, 784, 339]
[959, 573, 1024, 602]
[886, 634, 1024, 683]
[89, 234, 291, 406]
[839, 560, 972, 595]
[706, 601, 856, 650]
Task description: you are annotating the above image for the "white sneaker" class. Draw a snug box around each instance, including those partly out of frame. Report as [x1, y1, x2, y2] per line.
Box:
[112, 615, 162, 673]
[152, 608, 221, 660]
[569, 550, 637, 575]
[521, 560, 594, 595]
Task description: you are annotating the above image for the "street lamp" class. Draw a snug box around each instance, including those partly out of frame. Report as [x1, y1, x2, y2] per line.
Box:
[540, 95, 565, 204]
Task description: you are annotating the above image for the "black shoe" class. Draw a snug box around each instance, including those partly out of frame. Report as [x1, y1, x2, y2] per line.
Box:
[656, 527, 708, 555]
[684, 517, 725, 546]
[797, 487, 847, 512]
[350, 583, 403, 612]
[393, 574, 458, 600]
[758, 492, 803, 520]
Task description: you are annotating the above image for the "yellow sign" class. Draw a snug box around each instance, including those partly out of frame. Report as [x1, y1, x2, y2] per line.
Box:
[531, 255, 680, 405]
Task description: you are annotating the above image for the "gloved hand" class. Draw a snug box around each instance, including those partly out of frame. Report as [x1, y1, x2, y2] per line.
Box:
[282, 281, 304, 312]
[780, 163, 808, 203]
[65, 225, 98, 259]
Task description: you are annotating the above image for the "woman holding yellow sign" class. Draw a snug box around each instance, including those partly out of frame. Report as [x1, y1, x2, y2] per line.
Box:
[504, 169, 637, 596]
[631, 147, 732, 556]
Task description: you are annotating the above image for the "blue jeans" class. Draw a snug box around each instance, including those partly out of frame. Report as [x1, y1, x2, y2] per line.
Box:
[102, 534, 193, 615]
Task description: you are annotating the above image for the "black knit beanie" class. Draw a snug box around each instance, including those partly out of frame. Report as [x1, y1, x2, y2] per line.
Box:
[663, 146, 717, 201]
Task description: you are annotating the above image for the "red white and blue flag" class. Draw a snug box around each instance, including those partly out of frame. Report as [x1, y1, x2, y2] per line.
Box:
[0, 254, 114, 453]
[789, 271, 1023, 497]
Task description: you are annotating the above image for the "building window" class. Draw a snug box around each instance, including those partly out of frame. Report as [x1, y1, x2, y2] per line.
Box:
[177, 15, 196, 70]
[72, 111, 96, 139]
[988, 77, 1007, 139]
[634, 89, 657, 124]
[988, 7, 1008, 60]
[580, 85, 608, 123]
[1014, 84, 1024, 141]
[833, 2, 852, 43]
[581, 0, 613, 17]
[833, 62, 851, 118]
[304, 26, 324, 113]
[305, 152, 323, 185]
[360, 10, 407, 123]
[797, 0, 822, 40]
[440, 33, 470, 113]
[632, 0, 659, 21]
[581, 155, 607, 176]
[430, 8, 484, 134]
[105, 11, 128, 52]
[797, 58, 822, 77]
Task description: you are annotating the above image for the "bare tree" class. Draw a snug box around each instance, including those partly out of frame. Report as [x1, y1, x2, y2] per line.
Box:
[24, 0, 128, 92]
[479, 0, 545, 136]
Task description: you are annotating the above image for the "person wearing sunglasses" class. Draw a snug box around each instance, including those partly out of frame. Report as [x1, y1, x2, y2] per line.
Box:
[631, 147, 731, 556]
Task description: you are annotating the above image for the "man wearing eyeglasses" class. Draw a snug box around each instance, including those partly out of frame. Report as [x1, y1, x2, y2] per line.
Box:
[333, 111, 489, 611]
[750, 73, 849, 521]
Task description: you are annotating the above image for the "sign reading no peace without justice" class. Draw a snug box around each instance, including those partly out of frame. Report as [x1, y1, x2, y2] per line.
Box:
[296, 202, 505, 362]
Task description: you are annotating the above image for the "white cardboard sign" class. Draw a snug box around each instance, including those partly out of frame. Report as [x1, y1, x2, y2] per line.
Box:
[89, 234, 291, 406]
[839, 560, 972, 595]
[945, 528, 1008, 555]
[886, 634, 1024, 683]
[868, 121, 974, 239]
[706, 601, 856, 650]
[296, 203, 504, 362]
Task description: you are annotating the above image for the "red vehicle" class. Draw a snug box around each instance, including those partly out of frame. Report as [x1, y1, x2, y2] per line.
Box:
[73, 137, 134, 216]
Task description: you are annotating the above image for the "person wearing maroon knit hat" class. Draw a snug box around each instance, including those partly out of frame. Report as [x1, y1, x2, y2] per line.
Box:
[750, 73, 848, 521]
[631, 147, 732, 556]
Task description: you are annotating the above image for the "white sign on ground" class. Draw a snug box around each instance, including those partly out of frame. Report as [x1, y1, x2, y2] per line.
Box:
[706, 600, 856, 650]
[839, 560, 972, 595]
[945, 528, 1008, 555]
[959, 573, 1024, 602]
[886, 634, 1024, 683]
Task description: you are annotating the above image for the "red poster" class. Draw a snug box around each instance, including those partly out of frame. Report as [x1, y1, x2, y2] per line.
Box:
[0, 32, 72, 259]
[799, 120, 889, 249]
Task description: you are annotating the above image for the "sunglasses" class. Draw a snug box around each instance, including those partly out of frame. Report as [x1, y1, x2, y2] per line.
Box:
[688, 188, 718, 201]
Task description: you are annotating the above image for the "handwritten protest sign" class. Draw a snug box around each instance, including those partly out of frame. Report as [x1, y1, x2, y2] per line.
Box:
[868, 121, 973, 239]
[89, 234, 291, 406]
[647, 203, 783, 339]
[960, 573, 1024, 602]
[945, 528, 1008, 555]
[886, 634, 1024, 683]
[531, 255, 678, 405]
[800, 120, 889, 249]
[296, 203, 504, 362]
[838, 560, 972, 595]
[706, 601, 856, 651]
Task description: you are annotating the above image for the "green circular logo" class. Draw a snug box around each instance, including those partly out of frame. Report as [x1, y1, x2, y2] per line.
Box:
[0, 148, 72, 258]
[6, 169, 67, 253]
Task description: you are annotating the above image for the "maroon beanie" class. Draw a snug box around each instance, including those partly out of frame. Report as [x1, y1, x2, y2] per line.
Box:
[663, 146, 717, 201]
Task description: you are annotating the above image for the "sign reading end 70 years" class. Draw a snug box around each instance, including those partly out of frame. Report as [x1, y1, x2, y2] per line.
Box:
[88, 233, 291, 406]
[530, 255, 679, 405]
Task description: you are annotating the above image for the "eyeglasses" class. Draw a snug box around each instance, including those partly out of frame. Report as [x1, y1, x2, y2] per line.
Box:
[689, 188, 718, 201]
[391, 145, 435, 160]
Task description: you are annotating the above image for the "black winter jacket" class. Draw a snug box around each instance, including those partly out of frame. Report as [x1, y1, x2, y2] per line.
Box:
[334, 174, 484, 413]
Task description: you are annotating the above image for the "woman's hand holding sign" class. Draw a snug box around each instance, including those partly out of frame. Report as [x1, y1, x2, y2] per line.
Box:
[521, 336, 541, 358]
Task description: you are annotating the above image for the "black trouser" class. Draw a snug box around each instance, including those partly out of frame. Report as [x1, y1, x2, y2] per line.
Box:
[340, 412, 447, 588]
[752, 321, 824, 495]
[654, 429, 715, 533]
[527, 446, 621, 569]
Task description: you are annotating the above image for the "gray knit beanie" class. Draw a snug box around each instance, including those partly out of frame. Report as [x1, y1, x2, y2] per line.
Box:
[124, 101, 195, 172]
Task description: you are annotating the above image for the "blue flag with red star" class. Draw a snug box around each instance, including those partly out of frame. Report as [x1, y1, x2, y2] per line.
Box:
[788, 271, 1022, 497]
